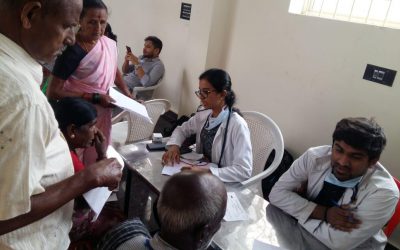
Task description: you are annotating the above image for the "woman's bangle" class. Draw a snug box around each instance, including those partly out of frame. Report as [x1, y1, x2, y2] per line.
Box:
[92, 93, 101, 104]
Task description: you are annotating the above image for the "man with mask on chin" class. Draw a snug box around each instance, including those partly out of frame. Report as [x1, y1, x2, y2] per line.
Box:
[122, 36, 165, 95]
[98, 171, 227, 250]
[0, 0, 122, 249]
[269, 117, 399, 250]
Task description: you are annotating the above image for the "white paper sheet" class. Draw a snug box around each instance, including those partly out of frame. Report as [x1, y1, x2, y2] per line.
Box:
[82, 146, 124, 221]
[109, 87, 152, 123]
[223, 192, 249, 222]
[252, 239, 285, 250]
[161, 159, 208, 176]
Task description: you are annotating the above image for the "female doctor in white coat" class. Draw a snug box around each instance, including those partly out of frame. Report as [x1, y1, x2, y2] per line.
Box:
[162, 68, 253, 182]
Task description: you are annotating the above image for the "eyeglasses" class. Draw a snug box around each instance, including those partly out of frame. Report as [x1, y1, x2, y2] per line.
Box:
[195, 89, 217, 98]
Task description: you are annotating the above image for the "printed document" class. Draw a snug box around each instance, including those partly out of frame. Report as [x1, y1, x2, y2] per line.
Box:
[109, 87, 152, 123]
[162, 158, 208, 176]
[223, 192, 249, 221]
[83, 146, 124, 221]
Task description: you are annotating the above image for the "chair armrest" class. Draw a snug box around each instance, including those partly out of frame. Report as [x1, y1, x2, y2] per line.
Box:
[240, 160, 281, 188]
[112, 110, 129, 124]
[135, 85, 158, 92]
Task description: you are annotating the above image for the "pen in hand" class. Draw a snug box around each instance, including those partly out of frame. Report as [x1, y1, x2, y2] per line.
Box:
[330, 200, 358, 224]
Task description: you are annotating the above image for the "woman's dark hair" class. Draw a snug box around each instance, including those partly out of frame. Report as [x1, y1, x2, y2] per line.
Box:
[332, 117, 386, 160]
[81, 0, 108, 19]
[199, 68, 237, 109]
[53, 97, 97, 131]
[105, 23, 117, 42]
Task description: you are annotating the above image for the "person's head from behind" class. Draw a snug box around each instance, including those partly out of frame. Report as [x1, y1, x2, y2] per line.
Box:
[157, 171, 227, 250]
[0, 0, 82, 63]
[143, 36, 162, 58]
[331, 117, 386, 181]
[79, 0, 108, 42]
[196, 68, 236, 111]
[54, 97, 98, 150]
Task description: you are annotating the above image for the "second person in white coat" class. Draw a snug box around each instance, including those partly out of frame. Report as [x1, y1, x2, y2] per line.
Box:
[162, 68, 253, 182]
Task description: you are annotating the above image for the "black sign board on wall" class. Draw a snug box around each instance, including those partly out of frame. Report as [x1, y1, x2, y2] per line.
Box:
[180, 3, 191, 20]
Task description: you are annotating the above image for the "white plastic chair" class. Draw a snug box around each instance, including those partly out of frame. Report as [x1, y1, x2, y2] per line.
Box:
[134, 77, 163, 101]
[111, 99, 171, 147]
[240, 111, 284, 196]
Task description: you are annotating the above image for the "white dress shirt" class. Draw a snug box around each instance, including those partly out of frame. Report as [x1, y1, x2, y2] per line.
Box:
[0, 33, 74, 249]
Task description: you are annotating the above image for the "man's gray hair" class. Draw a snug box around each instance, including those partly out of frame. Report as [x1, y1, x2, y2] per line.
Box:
[157, 173, 226, 234]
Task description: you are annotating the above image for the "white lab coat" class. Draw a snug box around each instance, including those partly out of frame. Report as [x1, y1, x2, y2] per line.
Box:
[269, 146, 399, 250]
[167, 109, 253, 182]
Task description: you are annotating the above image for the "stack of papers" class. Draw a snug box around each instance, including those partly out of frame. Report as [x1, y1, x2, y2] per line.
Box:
[161, 158, 208, 176]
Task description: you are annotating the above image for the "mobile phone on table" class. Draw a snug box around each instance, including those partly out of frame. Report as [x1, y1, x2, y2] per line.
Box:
[126, 46, 132, 53]
[146, 142, 166, 151]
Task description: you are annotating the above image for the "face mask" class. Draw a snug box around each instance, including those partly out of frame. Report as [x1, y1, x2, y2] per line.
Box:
[325, 170, 362, 188]
[205, 107, 229, 130]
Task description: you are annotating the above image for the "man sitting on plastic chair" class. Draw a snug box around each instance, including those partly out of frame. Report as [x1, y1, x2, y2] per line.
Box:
[269, 117, 399, 250]
[122, 36, 165, 100]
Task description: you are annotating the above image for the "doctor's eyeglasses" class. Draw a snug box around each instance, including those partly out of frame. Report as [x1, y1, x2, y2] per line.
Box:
[195, 89, 216, 99]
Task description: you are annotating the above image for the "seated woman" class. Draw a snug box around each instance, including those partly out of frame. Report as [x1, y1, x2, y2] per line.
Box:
[53, 97, 106, 173]
[162, 68, 253, 182]
[53, 97, 124, 244]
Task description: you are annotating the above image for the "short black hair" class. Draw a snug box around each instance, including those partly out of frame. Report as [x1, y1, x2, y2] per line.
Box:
[53, 97, 97, 131]
[332, 117, 386, 160]
[145, 36, 163, 53]
[81, 0, 108, 19]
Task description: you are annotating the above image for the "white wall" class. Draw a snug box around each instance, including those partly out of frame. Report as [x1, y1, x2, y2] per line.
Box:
[224, 0, 400, 180]
[104, 0, 216, 115]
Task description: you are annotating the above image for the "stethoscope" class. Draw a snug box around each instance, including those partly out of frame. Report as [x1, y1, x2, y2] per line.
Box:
[350, 182, 359, 204]
[198, 105, 232, 168]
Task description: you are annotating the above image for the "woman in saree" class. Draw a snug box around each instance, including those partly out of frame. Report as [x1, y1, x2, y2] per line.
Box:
[47, 0, 131, 165]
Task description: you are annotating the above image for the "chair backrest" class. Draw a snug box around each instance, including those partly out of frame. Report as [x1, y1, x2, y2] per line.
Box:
[240, 111, 284, 194]
[134, 76, 163, 101]
[384, 177, 400, 237]
[126, 99, 171, 143]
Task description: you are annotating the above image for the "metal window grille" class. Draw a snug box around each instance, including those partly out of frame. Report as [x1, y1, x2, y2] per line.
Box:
[289, 0, 400, 29]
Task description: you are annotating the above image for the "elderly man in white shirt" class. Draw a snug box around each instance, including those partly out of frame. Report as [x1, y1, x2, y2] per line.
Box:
[0, 0, 122, 249]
